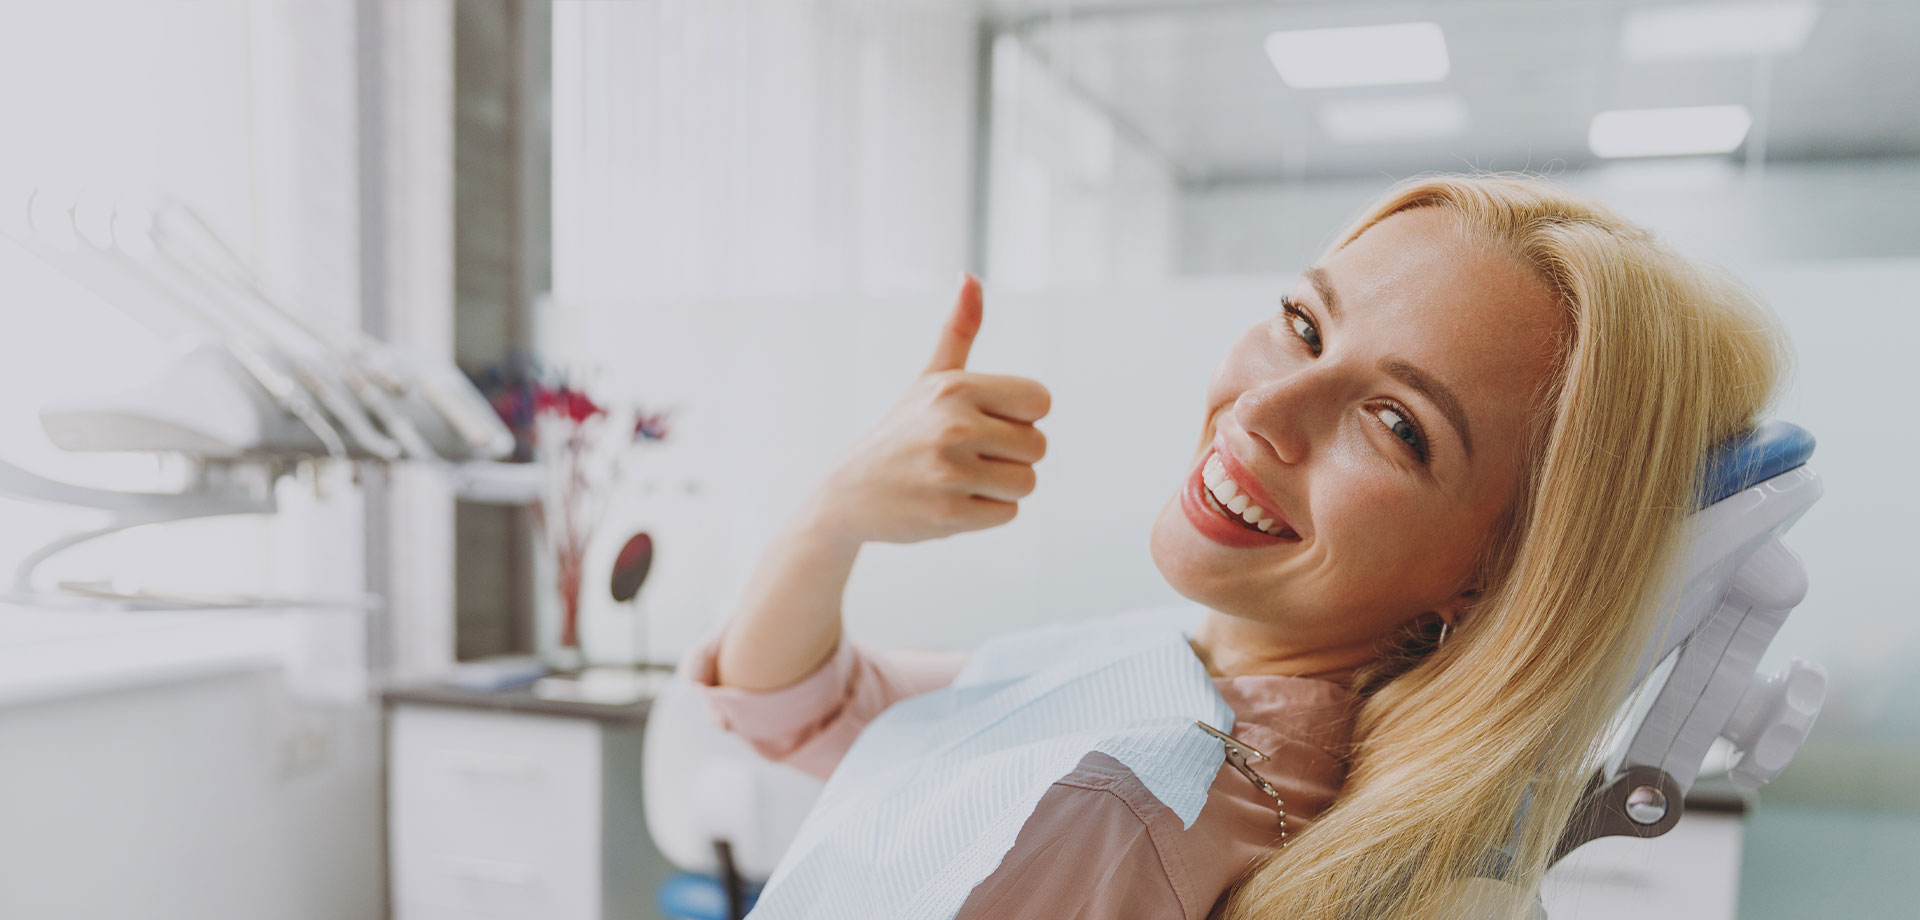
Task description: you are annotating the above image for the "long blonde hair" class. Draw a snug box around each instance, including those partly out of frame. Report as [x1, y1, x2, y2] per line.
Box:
[1214, 174, 1788, 920]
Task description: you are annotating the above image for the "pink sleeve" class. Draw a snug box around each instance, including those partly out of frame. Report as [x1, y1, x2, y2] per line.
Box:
[673, 621, 968, 782]
[954, 782, 1191, 920]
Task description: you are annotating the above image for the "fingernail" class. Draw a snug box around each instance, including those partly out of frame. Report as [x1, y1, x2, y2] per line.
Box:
[958, 271, 971, 289]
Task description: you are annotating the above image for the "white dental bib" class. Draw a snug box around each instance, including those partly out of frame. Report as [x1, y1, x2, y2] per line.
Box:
[745, 604, 1235, 920]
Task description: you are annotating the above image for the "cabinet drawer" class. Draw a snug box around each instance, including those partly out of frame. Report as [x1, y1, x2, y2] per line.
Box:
[392, 851, 589, 920]
[389, 706, 602, 874]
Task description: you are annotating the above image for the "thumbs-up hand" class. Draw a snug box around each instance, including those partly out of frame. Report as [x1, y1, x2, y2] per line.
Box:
[803, 273, 1051, 545]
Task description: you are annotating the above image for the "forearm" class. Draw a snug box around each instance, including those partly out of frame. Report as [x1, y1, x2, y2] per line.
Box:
[714, 492, 864, 692]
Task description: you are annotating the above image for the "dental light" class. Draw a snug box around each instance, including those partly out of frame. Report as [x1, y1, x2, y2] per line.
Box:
[1, 187, 528, 609]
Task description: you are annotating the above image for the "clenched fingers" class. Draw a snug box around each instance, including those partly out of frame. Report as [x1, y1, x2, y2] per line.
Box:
[957, 454, 1038, 503]
[969, 415, 1047, 465]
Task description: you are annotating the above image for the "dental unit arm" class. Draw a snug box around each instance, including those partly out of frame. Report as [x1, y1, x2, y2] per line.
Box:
[0, 188, 529, 608]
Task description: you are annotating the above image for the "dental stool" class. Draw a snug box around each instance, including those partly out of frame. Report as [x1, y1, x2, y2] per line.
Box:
[641, 422, 1825, 919]
[642, 672, 820, 920]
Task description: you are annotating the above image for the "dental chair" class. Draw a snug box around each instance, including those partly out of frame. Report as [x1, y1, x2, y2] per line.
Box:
[639, 421, 1824, 919]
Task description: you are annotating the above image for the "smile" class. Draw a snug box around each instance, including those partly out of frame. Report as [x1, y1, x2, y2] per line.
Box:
[1180, 451, 1301, 548]
[1202, 452, 1291, 536]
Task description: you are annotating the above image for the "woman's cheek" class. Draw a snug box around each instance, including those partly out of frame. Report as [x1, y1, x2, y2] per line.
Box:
[1204, 338, 1275, 408]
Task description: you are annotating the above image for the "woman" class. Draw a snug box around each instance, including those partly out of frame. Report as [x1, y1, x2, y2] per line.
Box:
[679, 174, 1787, 919]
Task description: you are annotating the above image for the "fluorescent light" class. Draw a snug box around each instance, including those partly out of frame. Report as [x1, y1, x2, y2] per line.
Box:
[1318, 95, 1467, 143]
[1621, 2, 1820, 60]
[1264, 22, 1449, 89]
[1588, 105, 1753, 158]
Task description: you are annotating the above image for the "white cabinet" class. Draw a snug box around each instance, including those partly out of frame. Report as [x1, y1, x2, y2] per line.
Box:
[386, 701, 670, 920]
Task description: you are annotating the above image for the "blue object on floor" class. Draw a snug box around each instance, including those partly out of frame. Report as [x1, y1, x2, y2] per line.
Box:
[657, 872, 762, 920]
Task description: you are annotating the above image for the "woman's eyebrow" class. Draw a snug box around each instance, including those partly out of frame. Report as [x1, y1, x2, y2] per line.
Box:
[1305, 265, 1340, 320]
[1306, 263, 1475, 460]
[1381, 358, 1475, 460]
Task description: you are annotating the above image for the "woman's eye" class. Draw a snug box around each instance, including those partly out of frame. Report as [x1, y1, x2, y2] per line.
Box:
[1282, 299, 1322, 356]
[1375, 405, 1429, 463]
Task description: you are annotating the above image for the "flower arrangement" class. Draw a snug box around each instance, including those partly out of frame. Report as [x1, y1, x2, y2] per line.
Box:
[473, 352, 672, 657]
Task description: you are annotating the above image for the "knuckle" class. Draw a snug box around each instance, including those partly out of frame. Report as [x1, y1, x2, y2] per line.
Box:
[929, 457, 970, 489]
[934, 419, 973, 447]
[931, 371, 972, 400]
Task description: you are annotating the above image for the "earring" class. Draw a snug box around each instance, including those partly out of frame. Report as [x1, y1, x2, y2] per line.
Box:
[1436, 621, 1450, 648]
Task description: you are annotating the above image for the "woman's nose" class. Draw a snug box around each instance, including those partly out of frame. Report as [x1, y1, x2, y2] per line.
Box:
[1234, 367, 1338, 465]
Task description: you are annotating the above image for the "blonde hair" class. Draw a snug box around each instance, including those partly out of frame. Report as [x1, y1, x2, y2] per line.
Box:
[1214, 174, 1789, 920]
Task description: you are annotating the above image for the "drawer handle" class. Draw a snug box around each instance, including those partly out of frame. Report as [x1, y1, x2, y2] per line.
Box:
[444, 752, 540, 780]
[441, 856, 539, 887]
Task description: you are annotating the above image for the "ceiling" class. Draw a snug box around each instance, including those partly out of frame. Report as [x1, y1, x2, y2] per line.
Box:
[982, 0, 1920, 184]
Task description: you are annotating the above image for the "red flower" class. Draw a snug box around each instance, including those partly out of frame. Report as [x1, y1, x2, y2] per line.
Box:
[566, 388, 605, 423]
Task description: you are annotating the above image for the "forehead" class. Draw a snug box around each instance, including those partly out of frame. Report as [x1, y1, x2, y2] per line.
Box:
[1316, 207, 1569, 458]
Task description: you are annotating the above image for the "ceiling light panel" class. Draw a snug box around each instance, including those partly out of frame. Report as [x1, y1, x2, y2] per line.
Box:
[1588, 105, 1754, 158]
[1264, 22, 1450, 89]
[1621, 2, 1821, 60]
[1318, 95, 1468, 143]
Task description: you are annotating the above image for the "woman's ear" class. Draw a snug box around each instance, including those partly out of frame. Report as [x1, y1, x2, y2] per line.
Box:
[1435, 584, 1484, 630]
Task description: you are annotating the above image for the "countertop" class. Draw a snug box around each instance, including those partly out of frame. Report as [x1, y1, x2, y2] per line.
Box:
[380, 665, 674, 728]
[0, 604, 292, 707]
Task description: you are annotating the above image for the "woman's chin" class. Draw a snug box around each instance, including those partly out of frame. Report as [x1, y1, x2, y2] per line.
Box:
[1148, 495, 1216, 604]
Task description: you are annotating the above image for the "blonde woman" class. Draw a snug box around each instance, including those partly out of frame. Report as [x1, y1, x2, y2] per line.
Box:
[677, 174, 1787, 919]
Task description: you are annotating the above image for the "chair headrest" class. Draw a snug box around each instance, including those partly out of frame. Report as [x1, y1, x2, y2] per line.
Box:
[1699, 420, 1815, 509]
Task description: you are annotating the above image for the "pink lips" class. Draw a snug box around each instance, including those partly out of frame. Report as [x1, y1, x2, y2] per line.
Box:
[1208, 435, 1299, 537]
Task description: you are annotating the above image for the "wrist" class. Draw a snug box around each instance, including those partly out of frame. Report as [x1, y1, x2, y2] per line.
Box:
[790, 489, 865, 553]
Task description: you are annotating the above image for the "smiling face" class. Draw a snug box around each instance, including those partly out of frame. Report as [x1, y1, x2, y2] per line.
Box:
[1150, 206, 1571, 680]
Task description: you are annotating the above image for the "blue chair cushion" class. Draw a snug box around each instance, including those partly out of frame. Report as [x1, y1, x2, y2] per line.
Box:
[1698, 420, 1815, 509]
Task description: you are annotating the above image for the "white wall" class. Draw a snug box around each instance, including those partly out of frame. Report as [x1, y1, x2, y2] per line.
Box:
[1746, 258, 1920, 762]
[985, 32, 1181, 287]
[550, 0, 1184, 299]
[551, 0, 980, 304]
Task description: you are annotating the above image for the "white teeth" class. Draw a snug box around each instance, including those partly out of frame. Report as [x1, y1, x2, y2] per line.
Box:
[1203, 450, 1284, 535]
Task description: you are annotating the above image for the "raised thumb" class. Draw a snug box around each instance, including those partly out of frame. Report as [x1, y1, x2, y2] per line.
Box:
[922, 272, 983, 375]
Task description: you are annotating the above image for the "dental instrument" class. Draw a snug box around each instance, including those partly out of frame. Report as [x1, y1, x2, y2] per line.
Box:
[0, 185, 526, 609]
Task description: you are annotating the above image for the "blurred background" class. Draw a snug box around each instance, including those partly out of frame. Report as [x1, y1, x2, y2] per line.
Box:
[0, 1, 1914, 918]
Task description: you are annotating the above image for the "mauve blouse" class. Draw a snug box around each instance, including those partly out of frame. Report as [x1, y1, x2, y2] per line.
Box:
[677, 621, 1357, 920]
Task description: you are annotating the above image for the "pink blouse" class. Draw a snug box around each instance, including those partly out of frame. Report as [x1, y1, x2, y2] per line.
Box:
[677, 622, 1356, 920]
